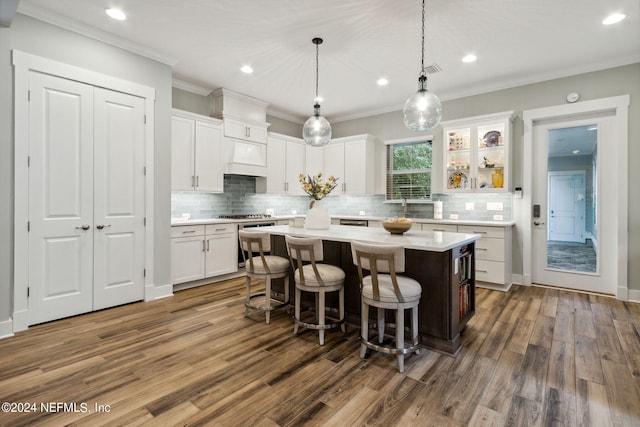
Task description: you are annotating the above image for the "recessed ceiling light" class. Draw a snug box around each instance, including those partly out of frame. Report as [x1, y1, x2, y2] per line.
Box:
[105, 8, 126, 21]
[240, 65, 253, 74]
[602, 13, 626, 25]
[462, 54, 477, 63]
[377, 78, 389, 86]
[572, 150, 581, 154]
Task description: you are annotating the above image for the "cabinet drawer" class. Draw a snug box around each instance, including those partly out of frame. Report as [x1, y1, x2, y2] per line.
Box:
[475, 260, 505, 284]
[171, 225, 205, 238]
[205, 223, 237, 235]
[422, 223, 458, 233]
[458, 225, 505, 239]
[475, 237, 504, 262]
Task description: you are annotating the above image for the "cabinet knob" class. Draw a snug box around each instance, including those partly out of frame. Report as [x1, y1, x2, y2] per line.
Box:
[96, 224, 111, 230]
[75, 224, 90, 230]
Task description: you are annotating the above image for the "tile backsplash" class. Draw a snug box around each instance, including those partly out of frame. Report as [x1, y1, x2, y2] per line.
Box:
[172, 175, 512, 221]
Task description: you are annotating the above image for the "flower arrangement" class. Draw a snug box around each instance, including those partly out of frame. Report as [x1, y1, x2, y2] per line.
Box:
[299, 172, 339, 206]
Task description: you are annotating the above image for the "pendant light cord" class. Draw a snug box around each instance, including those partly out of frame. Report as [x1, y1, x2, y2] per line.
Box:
[315, 41, 319, 101]
[421, 0, 425, 75]
[420, 0, 427, 80]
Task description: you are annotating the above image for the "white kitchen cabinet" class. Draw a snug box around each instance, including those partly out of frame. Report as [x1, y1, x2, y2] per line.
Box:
[223, 117, 268, 144]
[171, 109, 224, 192]
[171, 224, 238, 284]
[457, 224, 512, 291]
[324, 134, 376, 195]
[305, 144, 324, 178]
[441, 111, 514, 193]
[171, 225, 206, 284]
[262, 133, 306, 194]
[205, 224, 239, 277]
[421, 223, 458, 233]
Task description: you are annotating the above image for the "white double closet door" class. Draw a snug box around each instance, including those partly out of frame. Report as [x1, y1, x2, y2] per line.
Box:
[28, 71, 146, 325]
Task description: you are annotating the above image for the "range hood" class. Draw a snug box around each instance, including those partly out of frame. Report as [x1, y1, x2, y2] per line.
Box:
[213, 88, 270, 177]
[223, 137, 267, 177]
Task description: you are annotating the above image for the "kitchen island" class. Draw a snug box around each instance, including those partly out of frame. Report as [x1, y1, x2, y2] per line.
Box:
[259, 224, 481, 355]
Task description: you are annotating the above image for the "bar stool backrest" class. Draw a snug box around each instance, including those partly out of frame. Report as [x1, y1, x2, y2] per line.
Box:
[239, 230, 272, 274]
[350, 241, 406, 303]
[285, 235, 325, 286]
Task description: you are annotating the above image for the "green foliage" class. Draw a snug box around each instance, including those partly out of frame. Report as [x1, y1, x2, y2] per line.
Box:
[387, 141, 432, 200]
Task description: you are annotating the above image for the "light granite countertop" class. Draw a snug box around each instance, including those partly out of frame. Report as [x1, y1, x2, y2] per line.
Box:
[255, 224, 481, 252]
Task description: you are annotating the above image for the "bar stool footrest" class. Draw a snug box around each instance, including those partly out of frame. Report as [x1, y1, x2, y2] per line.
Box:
[360, 337, 420, 355]
[245, 292, 289, 312]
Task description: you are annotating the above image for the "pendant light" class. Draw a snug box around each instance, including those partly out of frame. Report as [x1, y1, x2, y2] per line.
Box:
[302, 37, 332, 147]
[403, 0, 442, 131]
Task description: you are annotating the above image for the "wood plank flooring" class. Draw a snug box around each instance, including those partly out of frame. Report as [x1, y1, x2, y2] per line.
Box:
[1, 280, 640, 426]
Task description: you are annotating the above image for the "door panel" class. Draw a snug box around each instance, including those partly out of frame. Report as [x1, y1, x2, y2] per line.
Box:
[93, 88, 145, 310]
[171, 116, 195, 190]
[28, 72, 94, 324]
[532, 115, 614, 294]
[549, 172, 585, 242]
[195, 121, 223, 192]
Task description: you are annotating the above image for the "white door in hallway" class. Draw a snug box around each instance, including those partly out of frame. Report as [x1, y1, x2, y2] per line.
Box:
[28, 72, 145, 324]
[548, 171, 586, 243]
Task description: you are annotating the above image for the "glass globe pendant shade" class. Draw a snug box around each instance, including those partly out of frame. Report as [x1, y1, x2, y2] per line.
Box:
[303, 104, 332, 147]
[403, 76, 442, 131]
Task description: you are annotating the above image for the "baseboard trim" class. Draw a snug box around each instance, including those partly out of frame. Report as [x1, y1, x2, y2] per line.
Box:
[148, 283, 173, 301]
[626, 288, 639, 303]
[0, 318, 14, 339]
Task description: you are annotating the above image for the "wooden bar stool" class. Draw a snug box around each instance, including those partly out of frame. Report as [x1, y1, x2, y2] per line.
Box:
[239, 230, 290, 324]
[285, 235, 345, 345]
[351, 241, 421, 373]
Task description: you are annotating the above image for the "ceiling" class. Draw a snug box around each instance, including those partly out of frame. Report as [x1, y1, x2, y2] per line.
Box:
[548, 125, 598, 158]
[17, 0, 640, 123]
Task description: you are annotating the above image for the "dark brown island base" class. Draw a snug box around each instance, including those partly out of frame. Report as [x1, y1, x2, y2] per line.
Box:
[260, 224, 481, 356]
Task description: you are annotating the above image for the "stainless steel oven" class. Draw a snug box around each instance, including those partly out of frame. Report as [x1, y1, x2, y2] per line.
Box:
[237, 220, 276, 267]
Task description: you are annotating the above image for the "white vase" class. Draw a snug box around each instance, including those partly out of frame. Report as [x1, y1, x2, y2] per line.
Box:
[305, 199, 331, 230]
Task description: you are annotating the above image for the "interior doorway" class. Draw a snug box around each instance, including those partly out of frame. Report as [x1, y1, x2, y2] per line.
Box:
[522, 95, 629, 298]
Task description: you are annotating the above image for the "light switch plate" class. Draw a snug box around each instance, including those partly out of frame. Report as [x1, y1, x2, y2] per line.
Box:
[449, 213, 459, 220]
[487, 202, 503, 211]
[493, 214, 504, 221]
[465, 202, 474, 211]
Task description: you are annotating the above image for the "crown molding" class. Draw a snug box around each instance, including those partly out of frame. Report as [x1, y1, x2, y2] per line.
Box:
[267, 108, 305, 124]
[16, 5, 177, 65]
[172, 79, 212, 96]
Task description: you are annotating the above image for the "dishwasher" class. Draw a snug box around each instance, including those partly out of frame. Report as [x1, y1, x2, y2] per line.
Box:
[339, 218, 369, 227]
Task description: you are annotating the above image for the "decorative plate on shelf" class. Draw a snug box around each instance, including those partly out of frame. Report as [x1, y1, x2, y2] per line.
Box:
[482, 130, 502, 147]
[448, 171, 468, 189]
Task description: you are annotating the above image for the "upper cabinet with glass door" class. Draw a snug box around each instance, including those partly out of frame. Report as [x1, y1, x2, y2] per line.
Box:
[441, 111, 515, 193]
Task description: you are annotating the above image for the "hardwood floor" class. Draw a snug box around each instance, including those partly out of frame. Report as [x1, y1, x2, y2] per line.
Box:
[1, 279, 640, 426]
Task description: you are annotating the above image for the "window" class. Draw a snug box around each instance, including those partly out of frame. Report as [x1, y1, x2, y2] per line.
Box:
[386, 138, 432, 200]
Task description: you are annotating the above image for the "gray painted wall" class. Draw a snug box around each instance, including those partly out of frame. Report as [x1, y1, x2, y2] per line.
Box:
[0, 27, 13, 326]
[0, 14, 173, 324]
[331, 63, 640, 289]
[171, 87, 304, 137]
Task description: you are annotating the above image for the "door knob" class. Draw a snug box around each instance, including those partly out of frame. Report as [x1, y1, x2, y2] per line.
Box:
[96, 224, 112, 230]
[533, 221, 545, 226]
[75, 224, 90, 230]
